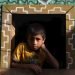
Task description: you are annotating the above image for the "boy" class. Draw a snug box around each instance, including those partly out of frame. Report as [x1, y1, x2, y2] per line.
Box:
[11, 23, 59, 75]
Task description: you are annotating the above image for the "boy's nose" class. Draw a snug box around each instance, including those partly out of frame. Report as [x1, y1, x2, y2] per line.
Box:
[33, 40, 37, 45]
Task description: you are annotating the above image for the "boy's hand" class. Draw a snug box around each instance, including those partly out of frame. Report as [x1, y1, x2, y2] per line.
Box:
[41, 44, 46, 49]
[41, 44, 47, 52]
[12, 63, 42, 75]
[41, 44, 59, 69]
[30, 64, 42, 75]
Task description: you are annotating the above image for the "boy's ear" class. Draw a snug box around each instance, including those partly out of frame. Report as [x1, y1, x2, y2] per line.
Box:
[43, 38, 45, 43]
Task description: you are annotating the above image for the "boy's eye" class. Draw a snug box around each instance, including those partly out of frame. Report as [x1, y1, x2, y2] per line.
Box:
[29, 37, 41, 41]
[36, 38, 40, 41]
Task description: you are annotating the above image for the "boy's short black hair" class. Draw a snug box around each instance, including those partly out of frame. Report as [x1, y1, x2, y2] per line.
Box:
[26, 23, 46, 39]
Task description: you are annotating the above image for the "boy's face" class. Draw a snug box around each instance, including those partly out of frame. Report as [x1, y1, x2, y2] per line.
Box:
[27, 34, 45, 51]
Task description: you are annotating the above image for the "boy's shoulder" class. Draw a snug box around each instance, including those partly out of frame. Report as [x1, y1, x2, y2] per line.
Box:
[17, 42, 28, 49]
[18, 42, 26, 45]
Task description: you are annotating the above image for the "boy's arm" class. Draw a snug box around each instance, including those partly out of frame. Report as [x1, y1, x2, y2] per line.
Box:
[12, 43, 42, 75]
[11, 62, 42, 75]
[11, 62, 30, 69]
[41, 44, 59, 69]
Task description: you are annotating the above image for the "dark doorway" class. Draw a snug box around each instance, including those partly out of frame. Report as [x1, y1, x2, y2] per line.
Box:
[12, 14, 66, 69]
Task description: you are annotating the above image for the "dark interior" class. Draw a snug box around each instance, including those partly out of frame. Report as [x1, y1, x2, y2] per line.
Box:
[12, 14, 66, 69]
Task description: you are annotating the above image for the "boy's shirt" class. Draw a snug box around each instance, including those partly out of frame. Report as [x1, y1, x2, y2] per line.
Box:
[12, 42, 46, 67]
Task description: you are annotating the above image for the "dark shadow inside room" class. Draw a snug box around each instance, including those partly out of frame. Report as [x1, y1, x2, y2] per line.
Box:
[11, 14, 66, 69]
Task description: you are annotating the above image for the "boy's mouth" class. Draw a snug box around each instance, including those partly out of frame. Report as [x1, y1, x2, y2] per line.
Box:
[32, 44, 37, 47]
[33, 45, 37, 48]
[32, 45, 38, 50]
